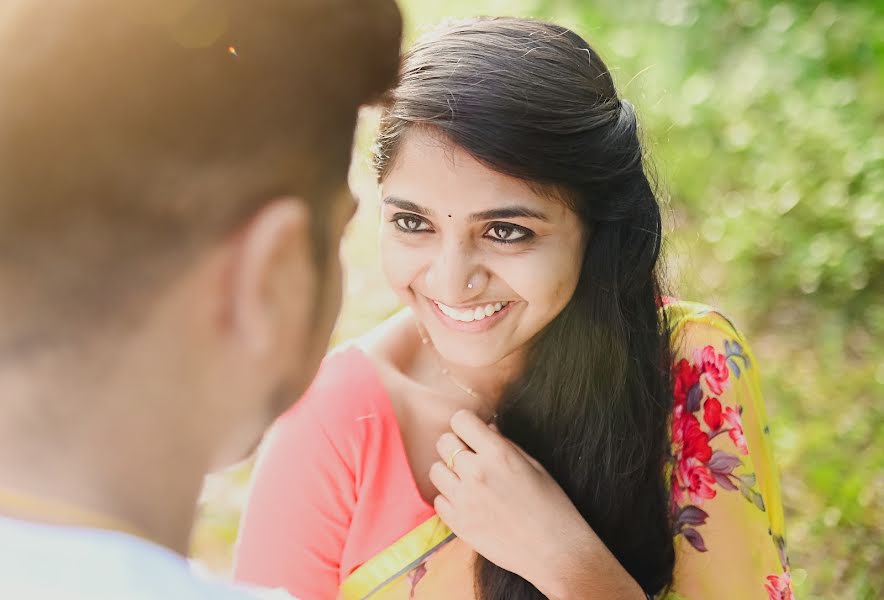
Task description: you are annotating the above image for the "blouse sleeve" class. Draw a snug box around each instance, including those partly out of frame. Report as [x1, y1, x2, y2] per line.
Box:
[233, 370, 358, 600]
[665, 308, 794, 600]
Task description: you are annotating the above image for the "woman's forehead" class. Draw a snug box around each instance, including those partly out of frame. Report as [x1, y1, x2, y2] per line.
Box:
[382, 130, 567, 217]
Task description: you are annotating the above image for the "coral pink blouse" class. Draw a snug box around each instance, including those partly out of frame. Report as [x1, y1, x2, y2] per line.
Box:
[234, 346, 433, 599]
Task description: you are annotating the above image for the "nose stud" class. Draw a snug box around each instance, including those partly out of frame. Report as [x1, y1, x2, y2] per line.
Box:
[467, 283, 474, 289]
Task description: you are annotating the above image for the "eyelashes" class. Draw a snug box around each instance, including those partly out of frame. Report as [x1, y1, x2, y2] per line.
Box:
[393, 214, 431, 233]
[485, 223, 530, 243]
[390, 213, 534, 245]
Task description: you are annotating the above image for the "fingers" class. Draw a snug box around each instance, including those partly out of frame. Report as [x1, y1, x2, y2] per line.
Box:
[447, 410, 546, 475]
[433, 494, 455, 527]
[429, 460, 460, 497]
[449, 409, 507, 457]
[436, 431, 471, 468]
[504, 438, 545, 472]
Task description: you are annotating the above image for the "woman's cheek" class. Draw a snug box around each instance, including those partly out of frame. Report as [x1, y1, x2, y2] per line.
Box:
[504, 249, 579, 322]
[380, 236, 429, 297]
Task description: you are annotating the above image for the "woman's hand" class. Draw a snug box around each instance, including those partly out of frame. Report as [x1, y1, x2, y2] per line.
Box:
[429, 409, 646, 600]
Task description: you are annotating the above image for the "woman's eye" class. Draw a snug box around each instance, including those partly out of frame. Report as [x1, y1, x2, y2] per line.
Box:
[485, 223, 531, 243]
[393, 214, 431, 232]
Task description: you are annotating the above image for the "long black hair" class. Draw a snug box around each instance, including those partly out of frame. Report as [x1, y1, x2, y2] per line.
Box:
[374, 18, 674, 599]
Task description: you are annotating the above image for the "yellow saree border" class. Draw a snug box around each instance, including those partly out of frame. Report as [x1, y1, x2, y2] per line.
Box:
[340, 515, 454, 600]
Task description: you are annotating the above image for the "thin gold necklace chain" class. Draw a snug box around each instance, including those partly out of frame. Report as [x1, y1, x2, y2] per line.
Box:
[415, 321, 499, 423]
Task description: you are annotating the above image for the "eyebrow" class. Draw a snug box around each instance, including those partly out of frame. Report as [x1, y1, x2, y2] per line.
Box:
[383, 196, 432, 216]
[468, 206, 549, 223]
[383, 197, 548, 222]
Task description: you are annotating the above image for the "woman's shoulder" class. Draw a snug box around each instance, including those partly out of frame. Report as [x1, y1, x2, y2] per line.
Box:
[306, 344, 384, 399]
[274, 344, 388, 440]
[661, 298, 749, 344]
[662, 299, 759, 392]
[279, 311, 417, 435]
[353, 308, 423, 370]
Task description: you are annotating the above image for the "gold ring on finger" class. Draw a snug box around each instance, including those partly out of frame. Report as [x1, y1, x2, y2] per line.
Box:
[446, 448, 468, 470]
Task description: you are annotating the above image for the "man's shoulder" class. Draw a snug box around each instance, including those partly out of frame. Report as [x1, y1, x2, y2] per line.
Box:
[191, 576, 297, 600]
[192, 562, 297, 600]
[0, 517, 295, 600]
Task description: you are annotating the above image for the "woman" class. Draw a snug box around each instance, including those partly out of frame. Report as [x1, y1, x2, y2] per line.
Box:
[234, 18, 793, 600]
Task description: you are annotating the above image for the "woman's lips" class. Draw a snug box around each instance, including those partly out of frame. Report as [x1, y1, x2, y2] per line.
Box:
[427, 296, 516, 332]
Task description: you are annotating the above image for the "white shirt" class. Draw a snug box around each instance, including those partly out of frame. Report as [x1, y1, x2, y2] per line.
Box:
[0, 516, 293, 600]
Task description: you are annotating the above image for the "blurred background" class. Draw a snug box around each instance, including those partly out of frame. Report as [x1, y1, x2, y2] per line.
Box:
[192, 1, 883, 598]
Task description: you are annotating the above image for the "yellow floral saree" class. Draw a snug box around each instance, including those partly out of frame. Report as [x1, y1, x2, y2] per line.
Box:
[338, 301, 794, 600]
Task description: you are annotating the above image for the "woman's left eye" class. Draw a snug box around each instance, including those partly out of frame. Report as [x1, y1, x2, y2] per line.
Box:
[485, 223, 532, 243]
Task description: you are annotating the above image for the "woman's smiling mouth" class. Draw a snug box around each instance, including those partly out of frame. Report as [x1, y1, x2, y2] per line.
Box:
[434, 300, 509, 322]
[426, 296, 517, 332]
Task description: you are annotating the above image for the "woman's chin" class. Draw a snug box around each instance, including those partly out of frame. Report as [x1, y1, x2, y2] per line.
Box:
[438, 353, 503, 371]
[430, 339, 519, 371]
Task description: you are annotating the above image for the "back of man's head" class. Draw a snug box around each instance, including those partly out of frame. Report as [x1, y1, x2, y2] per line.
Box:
[0, 0, 401, 355]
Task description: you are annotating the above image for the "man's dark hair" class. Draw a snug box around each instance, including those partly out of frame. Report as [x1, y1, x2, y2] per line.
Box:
[0, 0, 401, 354]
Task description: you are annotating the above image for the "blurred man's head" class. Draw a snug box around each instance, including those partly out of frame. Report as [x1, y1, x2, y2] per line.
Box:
[0, 1, 401, 470]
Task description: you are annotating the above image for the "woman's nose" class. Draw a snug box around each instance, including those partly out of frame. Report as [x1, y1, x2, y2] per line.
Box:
[424, 240, 488, 304]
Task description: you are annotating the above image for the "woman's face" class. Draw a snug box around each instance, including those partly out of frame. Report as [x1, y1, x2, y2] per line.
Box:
[379, 128, 586, 368]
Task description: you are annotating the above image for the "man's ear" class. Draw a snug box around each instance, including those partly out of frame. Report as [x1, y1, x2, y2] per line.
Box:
[229, 198, 316, 361]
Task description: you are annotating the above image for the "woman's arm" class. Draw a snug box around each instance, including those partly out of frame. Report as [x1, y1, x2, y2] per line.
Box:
[532, 516, 648, 600]
[234, 388, 356, 600]
[666, 312, 792, 600]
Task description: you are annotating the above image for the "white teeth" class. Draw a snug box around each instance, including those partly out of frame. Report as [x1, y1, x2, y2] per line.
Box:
[435, 300, 510, 323]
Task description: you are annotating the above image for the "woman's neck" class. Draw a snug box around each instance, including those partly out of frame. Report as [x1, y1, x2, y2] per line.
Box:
[440, 351, 524, 406]
[412, 331, 527, 417]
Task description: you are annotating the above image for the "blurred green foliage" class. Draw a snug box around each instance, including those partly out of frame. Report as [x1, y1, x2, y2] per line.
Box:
[193, 2, 883, 598]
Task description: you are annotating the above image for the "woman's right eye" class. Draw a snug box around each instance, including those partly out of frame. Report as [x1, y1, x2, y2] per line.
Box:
[393, 214, 432, 232]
